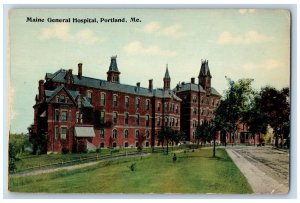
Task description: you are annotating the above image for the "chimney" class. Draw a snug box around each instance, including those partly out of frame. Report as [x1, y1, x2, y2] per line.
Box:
[38, 80, 44, 102]
[78, 63, 82, 79]
[191, 77, 195, 84]
[136, 82, 140, 87]
[68, 69, 73, 75]
[149, 79, 153, 90]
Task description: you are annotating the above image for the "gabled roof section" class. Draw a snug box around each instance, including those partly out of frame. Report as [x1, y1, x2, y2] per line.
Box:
[174, 83, 221, 96]
[46, 86, 77, 104]
[199, 59, 211, 78]
[108, 55, 119, 73]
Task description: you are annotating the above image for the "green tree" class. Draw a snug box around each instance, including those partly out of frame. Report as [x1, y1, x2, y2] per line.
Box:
[215, 78, 255, 144]
[158, 127, 174, 155]
[29, 133, 47, 154]
[9, 143, 17, 173]
[259, 86, 290, 148]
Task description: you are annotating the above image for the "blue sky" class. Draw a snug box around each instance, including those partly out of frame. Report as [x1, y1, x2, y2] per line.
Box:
[9, 9, 290, 133]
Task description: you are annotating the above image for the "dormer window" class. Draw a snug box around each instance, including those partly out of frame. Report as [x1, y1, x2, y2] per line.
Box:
[87, 90, 92, 100]
[59, 95, 66, 103]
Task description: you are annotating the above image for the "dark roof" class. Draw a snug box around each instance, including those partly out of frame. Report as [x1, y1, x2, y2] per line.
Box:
[174, 82, 221, 96]
[164, 66, 170, 78]
[108, 56, 119, 73]
[45, 69, 181, 101]
[199, 60, 211, 78]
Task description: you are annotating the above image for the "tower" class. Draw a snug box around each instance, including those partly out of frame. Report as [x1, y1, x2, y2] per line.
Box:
[163, 64, 171, 90]
[198, 59, 211, 90]
[107, 56, 120, 83]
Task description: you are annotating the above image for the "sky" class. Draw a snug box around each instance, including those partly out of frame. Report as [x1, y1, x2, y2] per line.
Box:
[8, 9, 290, 133]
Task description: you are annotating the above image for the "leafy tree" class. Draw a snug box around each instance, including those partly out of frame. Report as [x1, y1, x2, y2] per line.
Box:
[9, 133, 31, 154]
[158, 127, 174, 155]
[259, 86, 290, 148]
[29, 133, 47, 154]
[214, 78, 255, 144]
[9, 143, 17, 173]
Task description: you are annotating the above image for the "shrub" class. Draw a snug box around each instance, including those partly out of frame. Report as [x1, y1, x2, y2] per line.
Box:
[128, 163, 136, 172]
[62, 147, 69, 154]
[9, 143, 17, 173]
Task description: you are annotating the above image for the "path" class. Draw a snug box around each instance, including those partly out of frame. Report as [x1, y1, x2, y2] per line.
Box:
[226, 146, 289, 194]
[11, 153, 150, 177]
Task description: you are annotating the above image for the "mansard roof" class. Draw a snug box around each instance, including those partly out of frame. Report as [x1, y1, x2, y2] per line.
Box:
[45, 69, 182, 101]
[175, 82, 221, 96]
[108, 56, 120, 73]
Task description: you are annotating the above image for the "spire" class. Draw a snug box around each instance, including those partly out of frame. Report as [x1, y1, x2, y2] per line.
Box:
[163, 64, 171, 90]
[164, 64, 170, 78]
[108, 55, 120, 73]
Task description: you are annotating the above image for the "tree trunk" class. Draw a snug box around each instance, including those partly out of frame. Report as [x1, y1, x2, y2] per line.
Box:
[213, 133, 216, 158]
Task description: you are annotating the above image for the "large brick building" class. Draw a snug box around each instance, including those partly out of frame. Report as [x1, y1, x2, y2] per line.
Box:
[30, 56, 182, 153]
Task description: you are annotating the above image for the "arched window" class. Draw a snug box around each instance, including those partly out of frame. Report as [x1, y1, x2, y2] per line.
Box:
[112, 129, 117, 139]
[135, 130, 139, 139]
[124, 129, 128, 139]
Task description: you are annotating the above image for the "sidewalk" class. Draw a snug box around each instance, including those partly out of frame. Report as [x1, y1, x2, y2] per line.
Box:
[226, 148, 289, 194]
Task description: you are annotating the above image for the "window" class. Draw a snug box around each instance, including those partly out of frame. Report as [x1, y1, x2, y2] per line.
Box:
[206, 98, 209, 104]
[165, 117, 168, 126]
[112, 129, 117, 139]
[193, 120, 197, 128]
[59, 95, 66, 103]
[211, 98, 214, 106]
[113, 112, 117, 124]
[164, 103, 168, 112]
[193, 107, 197, 116]
[125, 96, 129, 108]
[124, 142, 128, 148]
[193, 95, 197, 103]
[192, 131, 196, 140]
[100, 92, 106, 106]
[201, 108, 204, 115]
[157, 117, 161, 126]
[146, 141, 149, 147]
[80, 114, 83, 123]
[113, 95, 118, 107]
[61, 127, 67, 140]
[135, 142, 139, 148]
[100, 129, 105, 138]
[175, 105, 179, 113]
[112, 142, 117, 148]
[124, 112, 129, 125]
[157, 103, 161, 111]
[100, 142, 104, 148]
[136, 114, 140, 126]
[61, 111, 68, 121]
[146, 115, 150, 126]
[136, 98, 140, 108]
[146, 130, 149, 139]
[201, 96, 204, 104]
[175, 119, 178, 127]
[135, 130, 139, 139]
[76, 112, 79, 123]
[87, 90, 92, 99]
[171, 117, 175, 127]
[146, 99, 150, 110]
[55, 126, 59, 140]
[124, 129, 128, 139]
[55, 109, 60, 121]
[100, 111, 105, 124]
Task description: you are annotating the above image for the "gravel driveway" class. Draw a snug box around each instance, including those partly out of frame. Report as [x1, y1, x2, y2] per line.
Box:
[226, 145, 289, 194]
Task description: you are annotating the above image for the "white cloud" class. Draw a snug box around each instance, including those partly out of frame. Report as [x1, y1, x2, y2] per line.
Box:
[137, 22, 192, 38]
[39, 24, 100, 45]
[215, 30, 273, 45]
[160, 24, 191, 38]
[137, 21, 161, 33]
[124, 41, 177, 56]
[239, 9, 256, 15]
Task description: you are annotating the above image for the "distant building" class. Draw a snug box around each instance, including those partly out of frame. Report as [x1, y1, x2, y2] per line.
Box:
[174, 60, 222, 143]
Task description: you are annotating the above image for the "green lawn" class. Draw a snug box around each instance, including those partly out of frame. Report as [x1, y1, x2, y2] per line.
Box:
[9, 148, 253, 194]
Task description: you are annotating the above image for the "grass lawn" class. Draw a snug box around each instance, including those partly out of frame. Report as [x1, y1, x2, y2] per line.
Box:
[9, 148, 253, 194]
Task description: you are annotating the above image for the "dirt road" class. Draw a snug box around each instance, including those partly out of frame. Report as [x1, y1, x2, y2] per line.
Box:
[226, 145, 289, 194]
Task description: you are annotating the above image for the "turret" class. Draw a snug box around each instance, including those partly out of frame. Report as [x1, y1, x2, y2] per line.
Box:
[107, 56, 120, 83]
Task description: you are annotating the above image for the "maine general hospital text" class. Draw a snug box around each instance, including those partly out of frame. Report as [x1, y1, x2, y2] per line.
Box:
[26, 17, 142, 24]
